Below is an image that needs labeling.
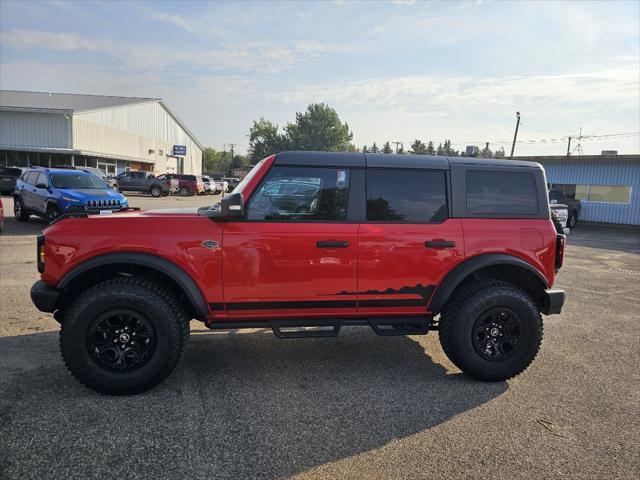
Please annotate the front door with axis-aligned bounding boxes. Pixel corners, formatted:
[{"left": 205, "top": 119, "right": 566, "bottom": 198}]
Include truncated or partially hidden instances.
[
  {"left": 357, "top": 168, "right": 464, "bottom": 316},
  {"left": 222, "top": 165, "right": 358, "bottom": 318}
]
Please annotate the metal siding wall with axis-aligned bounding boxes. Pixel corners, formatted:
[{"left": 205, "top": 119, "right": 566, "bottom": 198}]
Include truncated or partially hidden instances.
[
  {"left": 74, "top": 102, "right": 201, "bottom": 174},
  {"left": 542, "top": 161, "right": 640, "bottom": 225},
  {"left": 0, "top": 111, "right": 69, "bottom": 148}
]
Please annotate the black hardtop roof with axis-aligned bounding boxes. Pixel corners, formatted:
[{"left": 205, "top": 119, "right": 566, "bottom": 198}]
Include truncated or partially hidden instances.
[{"left": 273, "top": 151, "right": 543, "bottom": 170}]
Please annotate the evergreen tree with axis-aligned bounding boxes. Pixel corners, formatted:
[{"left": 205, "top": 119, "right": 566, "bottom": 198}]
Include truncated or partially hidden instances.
[
  {"left": 426, "top": 141, "right": 435, "bottom": 155},
  {"left": 410, "top": 139, "right": 427, "bottom": 155},
  {"left": 381, "top": 141, "right": 393, "bottom": 154},
  {"left": 397, "top": 144, "right": 404, "bottom": 154},
  {"left": 362, "top": 145, "right": 369, "bottom": 153},
  {"left": 370, "top": 142, "right": 379, "bottom": 153}
]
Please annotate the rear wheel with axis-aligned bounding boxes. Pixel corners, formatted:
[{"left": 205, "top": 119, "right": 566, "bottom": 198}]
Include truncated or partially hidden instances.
[
  {"left": 60, "top": 277, "right": 189, "bottom": 395},
  {"left": 179, "top": 186, "right": 190, "bottom": 197},
  {"left": 14, "top": 196, "right": 29, "bottom": 221},
  {"left": 439, "top": 280, "right": 543, "bottom": 381},
  {"left": 150, "top": 185, "right": 162, "bottom": 198}
]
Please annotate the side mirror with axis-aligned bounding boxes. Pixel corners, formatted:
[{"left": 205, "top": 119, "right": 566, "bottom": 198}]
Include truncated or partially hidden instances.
[{"left": 220, "top": 192, "right": 245, "bottom": 218}]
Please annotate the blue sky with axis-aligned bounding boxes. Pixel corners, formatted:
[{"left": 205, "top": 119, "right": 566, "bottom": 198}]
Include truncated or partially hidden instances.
[{"left": 1, "top": 0, "right": 638, "bottom": 155}]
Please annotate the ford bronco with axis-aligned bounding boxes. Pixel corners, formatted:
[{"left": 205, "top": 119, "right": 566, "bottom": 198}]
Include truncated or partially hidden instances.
[{"left": 30, "top": 152, "right": 566, "bottom": 395}]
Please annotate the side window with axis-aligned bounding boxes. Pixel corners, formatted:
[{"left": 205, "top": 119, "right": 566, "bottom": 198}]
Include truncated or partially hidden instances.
[
  {"left": 247, "top": 166, "right": 350, "bottom": 221},
  {"left": 24, "top": 172, "right": 37, "bottom": 186},
  {"left": 466, "top": 170, "right": 538, "bottom": 215},
  {"left": 366, "top": 169, "right": 447, "bottom": 222},
  {"left": 35, "top": 173, "right": 48, "bottom": 187}
]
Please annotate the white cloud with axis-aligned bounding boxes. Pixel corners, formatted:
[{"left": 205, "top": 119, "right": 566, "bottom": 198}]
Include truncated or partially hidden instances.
[
  {"left": 0, "top": 29, "right": 333, "bottom": 74},
  {"left": 149, "top": 12, "right": 196, "bottom": 33}
]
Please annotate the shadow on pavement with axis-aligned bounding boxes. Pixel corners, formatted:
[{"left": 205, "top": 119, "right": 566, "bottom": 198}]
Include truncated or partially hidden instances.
[
  {"left": 0, "top": 327, "right": 507, "bottom": 479},
  {"left": 567, "top": 227, "right": 640, "bottom": 255}
]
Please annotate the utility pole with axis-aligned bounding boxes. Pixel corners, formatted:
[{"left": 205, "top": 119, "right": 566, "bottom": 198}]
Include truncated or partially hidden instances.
[
  {"left": 392, "top": 141, "right": 403, "bottom": 154},
  {"left": 566, "top": 137, "right": 572, "bottom": 156},
  {"left": 509, "top": 111, "right": 521, "bottom": 158}
]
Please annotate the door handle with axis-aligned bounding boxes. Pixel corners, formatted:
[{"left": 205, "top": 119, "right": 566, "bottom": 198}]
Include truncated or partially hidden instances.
[
  {"left": 425, "top": 240, "right": 456, "bottom": 248},
  {"left": 317, "top": 240, "right": 349, "bottom": 248}
]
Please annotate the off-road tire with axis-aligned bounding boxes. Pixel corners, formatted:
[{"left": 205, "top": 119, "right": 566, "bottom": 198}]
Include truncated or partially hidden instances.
[
  {"left": 439, "top": 280, "right": 543, "bottom": 382},
  {"left": 59, "top": 277, "right": 189, "bottom": 395},
  {"left": 14, "top": 196, "right": 29, "bottom": 221},
  {"left": 150, "top": 185, "right": 162, "bottom": 198}
]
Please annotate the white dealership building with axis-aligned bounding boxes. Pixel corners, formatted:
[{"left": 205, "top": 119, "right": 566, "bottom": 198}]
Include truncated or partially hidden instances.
[{"left": 0, "top": 90, "right": 203, "bottom": 176}]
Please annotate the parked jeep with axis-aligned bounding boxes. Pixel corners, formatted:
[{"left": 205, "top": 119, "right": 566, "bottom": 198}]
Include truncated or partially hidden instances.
[
  {"left": 116, "top": 171, "right": 170, "bottom": 197},
  {"left": 30, "top": 152, "right": 566, "bottom": 395}
]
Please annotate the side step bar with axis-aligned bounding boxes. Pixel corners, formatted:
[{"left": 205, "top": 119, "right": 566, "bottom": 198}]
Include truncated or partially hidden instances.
[{"left": 206, "top": 317, "right": 434, "bottom": 338}]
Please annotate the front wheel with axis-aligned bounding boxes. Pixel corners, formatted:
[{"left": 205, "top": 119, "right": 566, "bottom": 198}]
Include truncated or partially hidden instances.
[
  {"left": 59, "top": 277, "right": 189, "bottom": 395},
  {"left": 46, "top": 204, "right": 60, "bottom": 224},
  {"left": 439, "top": 280, "right": 543, "bottom": 382}
]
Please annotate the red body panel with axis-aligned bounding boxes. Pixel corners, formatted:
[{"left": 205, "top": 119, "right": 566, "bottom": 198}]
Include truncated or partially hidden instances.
[
  {"left": 42, "top": 212, "right": 225, "bottom": 310},
  {"left": 358, "top": 220, "right": 465, "bottom": 316},
  {"left": 221, "top": 222, "right": 358, "bottom": 318},
  {"left": 460, "top": 218, "right": 557, "bottom": 287}
]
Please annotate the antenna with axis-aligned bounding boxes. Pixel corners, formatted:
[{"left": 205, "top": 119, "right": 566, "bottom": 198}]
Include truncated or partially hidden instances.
[{"left": 571, "top": 128, "right": 584, "bottom": 156}]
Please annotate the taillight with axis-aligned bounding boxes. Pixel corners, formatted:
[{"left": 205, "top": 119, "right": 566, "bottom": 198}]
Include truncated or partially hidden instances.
[
  {"left": 555, "top": 234, "right": 566, "bottom": 271},
  {"left": 37, "top": 234, "right": 46, "bottom": 273}
]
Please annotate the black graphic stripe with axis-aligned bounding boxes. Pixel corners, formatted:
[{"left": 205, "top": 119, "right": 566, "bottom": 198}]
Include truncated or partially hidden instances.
[{"left": 358, "top": 299, "right": 427, "bottom": 308}]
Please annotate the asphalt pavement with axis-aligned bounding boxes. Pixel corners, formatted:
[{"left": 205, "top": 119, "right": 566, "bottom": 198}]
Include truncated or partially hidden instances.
[{"left": 1, "top": 193, "right": 639, "bottom": 479}]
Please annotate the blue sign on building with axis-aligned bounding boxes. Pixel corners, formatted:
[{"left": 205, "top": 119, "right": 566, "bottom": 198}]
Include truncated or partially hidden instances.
[{"left": 173, "top": 145, "right": 187, "bottom": 156}]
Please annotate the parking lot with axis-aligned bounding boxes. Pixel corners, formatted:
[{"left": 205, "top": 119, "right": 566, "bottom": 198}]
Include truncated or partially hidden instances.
[{"left": 0, "top": 193, "right": 639, "bottom": 480}]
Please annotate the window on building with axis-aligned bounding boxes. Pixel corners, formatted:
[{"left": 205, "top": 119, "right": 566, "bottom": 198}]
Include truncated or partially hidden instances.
[
  {"left": 466, "top": 170, "right": 538, "bottom": 215},
  {"left": 587, "top": 185, "right": 631, "bottom": 203},
  {"left": 247, "top": 166, "right": 350, "bottom": 221},
  {"left": 366, "top": 169, "right": 447, "bottom": 222}
]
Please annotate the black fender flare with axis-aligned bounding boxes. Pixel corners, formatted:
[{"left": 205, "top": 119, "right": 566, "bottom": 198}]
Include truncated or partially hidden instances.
[
  {"left": 58, "top": 252, "right": 209, "bottom": 319},
  {"left": 428, "top": 254, "right": 549, "bottom": 313}
]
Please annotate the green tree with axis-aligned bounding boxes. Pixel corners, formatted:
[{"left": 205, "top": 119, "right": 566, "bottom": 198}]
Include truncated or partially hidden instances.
[
  {"left": 370, "top": 142, "right": 380, "bottom": 153},
  {"left": 397, "top": 144, "right": 405, "bottom": 154},
  {"left": 426, "top": 141, "right": 435, "bottom": 155},
  {"left": 494, "top": 147, "right": 506, "bottom": 158},
  {"left": 409, "top": 139, "right": 427, "bottom": 155},
  {"left": 203, "top": 148, "right": 231, "bottom": 174},
  {"left": 248, "top": 118, "right": 288, "bottom": 164},
  {"left": 362, "top": 145, "right": 369, "bottom": 153},
  {"left": 284, "top": 103, "right": 353, "bottom": 152},
  {"left": 381, "top": 141, "right": 393, "bottom": 154},
  {"left": 436, "top": 143, "right": 444, "bottom": 156},
  {"left": 480, "top": 143, "right": 493, "bottom": 158}
]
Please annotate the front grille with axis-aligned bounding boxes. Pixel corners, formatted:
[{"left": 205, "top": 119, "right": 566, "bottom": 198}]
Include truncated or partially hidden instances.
[{"left": 86, "top": 199, "right": 121, "bottom": 210}]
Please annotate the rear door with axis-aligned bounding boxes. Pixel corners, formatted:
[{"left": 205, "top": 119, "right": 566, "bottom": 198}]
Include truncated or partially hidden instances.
[
  {"left": 357, "top": 167, "right": 464, "bottom": 316},
  {"left": 32, "top": 172, "right": 50, "bottom": 213},
  {"left": 222, "top": 164, "right": 358, "bottom": 318}
]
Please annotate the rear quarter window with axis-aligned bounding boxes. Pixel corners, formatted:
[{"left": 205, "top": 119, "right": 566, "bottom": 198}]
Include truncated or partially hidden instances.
[{"left": 466, "top": 170, "right": 538, "bottom": 215}]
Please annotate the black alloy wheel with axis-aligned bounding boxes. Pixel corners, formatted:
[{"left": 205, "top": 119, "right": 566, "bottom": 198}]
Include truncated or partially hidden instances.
[
  {"left": 87, "top": 310, "right": 156, "bottom": 372},
  {"left": 472, "top": 307, "right": 522, "bottom": 361},
  {"left": 47, "top": 205, "right": 60, "bottom": 224}
]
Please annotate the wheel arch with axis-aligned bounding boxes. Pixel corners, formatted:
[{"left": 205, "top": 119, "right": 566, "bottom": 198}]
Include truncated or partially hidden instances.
[
  {"left": 58, "top": 252, "right": 209, "bottom": 320},
  {"left": 429, "top": 254, "right": 549, "bottom": 314}
]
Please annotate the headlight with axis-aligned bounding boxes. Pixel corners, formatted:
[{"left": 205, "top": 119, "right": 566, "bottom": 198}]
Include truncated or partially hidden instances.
[{"left": 62, "top": 196, "right": 80, "bottom": 202}]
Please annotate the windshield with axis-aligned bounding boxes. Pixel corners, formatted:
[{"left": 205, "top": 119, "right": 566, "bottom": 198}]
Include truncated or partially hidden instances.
[
  {"left": 51, "top": 173, "right": 108, "bottom": 189},
  {"left": 231, "top": 159, "right": 265, "bottom": 195}
]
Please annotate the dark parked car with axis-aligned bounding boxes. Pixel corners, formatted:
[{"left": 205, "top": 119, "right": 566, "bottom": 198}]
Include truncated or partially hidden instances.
[
  {"left": 0, "top": 198, "right": 4, "bottom": 233},
  {"left": 0, "top": 167, "right": 23, "bottom": 195},
  {"left": 116, "top": 171, "right": 170, "bottom": 197}
]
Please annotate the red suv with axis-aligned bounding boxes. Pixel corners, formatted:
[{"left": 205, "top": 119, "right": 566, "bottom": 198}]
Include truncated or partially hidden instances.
[
  {"left": 30, "top": 152, "right": 565, "bottom": 395},
  {"left": 170, "top": 174, "right": 204, "bottom": 196}
]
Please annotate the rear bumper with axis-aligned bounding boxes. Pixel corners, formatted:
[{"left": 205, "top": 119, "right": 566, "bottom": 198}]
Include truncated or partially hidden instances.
[
  {"left": 30, "top": 280, "right": 60, "bottom": 313},
  {"left": 541, "top": 288, "right": 565, "bottom": 315}
]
